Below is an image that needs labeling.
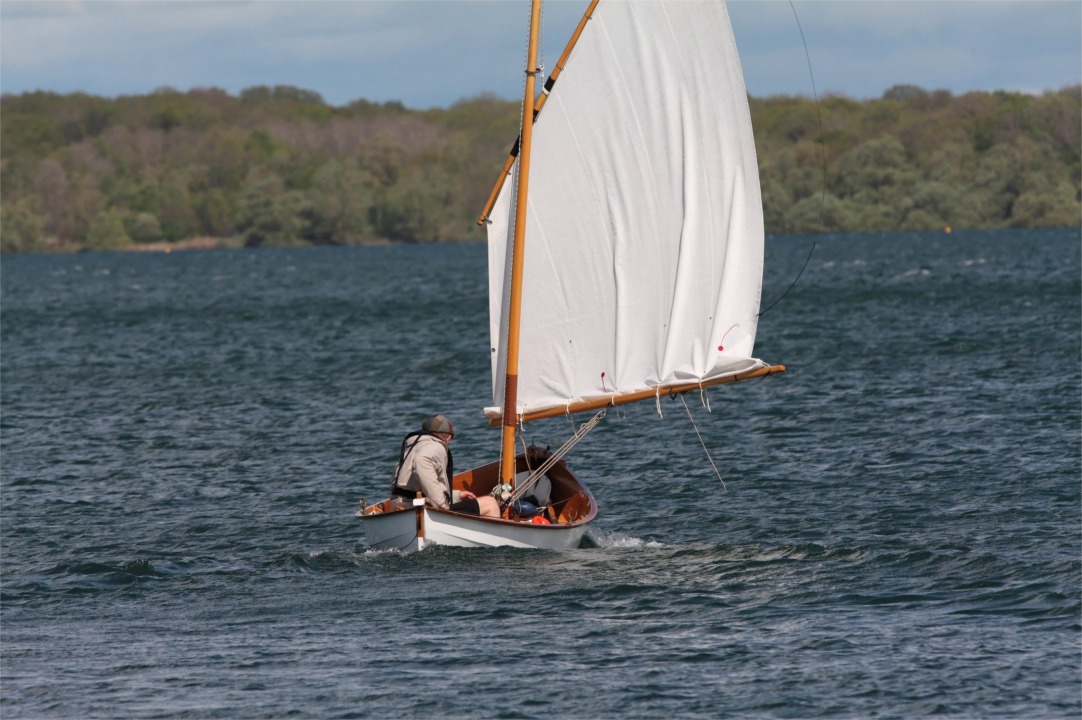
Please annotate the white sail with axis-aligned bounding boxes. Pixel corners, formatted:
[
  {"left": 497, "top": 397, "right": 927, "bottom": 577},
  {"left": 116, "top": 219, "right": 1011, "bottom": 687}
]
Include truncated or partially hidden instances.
[{"left": 487, "top": 0, "right": 766, "bottom": 421}]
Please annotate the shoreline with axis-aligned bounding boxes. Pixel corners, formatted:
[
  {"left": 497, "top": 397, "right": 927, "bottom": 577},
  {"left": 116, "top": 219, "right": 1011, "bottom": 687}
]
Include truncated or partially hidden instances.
[
  {"left": 35, "top": 236, "right": 402, "bottom": 254},
  {"left": 16, "top": 226, "right": 1080, "bottom": 256}
]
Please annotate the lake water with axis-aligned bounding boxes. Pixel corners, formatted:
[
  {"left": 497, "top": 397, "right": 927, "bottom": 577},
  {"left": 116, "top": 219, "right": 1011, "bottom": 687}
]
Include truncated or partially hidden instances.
[{"left": 2, "top": 228, "right": 1079, "bottom": 718}]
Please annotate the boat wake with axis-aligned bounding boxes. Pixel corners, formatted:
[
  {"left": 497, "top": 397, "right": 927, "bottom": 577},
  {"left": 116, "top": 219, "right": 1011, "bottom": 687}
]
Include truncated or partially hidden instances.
[{"left": 583, "top": 527, "right": 666, "bottom": 550}]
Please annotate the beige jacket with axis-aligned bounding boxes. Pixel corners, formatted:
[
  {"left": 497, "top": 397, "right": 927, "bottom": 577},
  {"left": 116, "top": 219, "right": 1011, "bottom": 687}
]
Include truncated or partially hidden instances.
[{"left": 393, "top": 433, "right": 460, "bottom": 509}]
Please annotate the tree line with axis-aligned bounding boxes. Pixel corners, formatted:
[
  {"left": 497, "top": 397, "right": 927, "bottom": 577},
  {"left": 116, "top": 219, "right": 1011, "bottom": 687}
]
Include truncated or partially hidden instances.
[{"left": 1, "top": 83, "right": 1078, "bottom": 253}]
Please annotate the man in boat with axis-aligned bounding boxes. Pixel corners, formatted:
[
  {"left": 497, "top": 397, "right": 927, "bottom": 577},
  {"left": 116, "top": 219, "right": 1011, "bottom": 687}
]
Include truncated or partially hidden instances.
[{"left": 392, "top": 415, "right": 500, "bottom": 517}]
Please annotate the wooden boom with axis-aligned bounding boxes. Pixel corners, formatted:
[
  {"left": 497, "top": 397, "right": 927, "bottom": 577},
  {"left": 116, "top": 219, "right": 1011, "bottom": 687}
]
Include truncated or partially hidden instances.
[{"left": 489, "top": 363, "right": 786, "bottom": 425}]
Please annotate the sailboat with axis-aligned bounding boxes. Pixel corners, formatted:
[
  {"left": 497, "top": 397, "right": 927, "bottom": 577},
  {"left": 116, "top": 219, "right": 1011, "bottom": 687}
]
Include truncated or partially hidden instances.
[{"left": 358, "top": 0, "right": 784, "bottom": 552}]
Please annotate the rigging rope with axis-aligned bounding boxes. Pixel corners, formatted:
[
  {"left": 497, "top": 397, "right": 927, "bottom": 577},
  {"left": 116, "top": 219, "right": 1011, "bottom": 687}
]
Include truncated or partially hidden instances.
[
  {"left": 678, "top": 394, "right": 727, "bottom": 491},
  {"left": 538, "top": 0, "right": 546, "bottom": 86},
  {"left": 758, "top": 0, "right": 824, "bottom": 319},
  {"left": 511, "top": 409, "right": 606, "bottom": 503}
]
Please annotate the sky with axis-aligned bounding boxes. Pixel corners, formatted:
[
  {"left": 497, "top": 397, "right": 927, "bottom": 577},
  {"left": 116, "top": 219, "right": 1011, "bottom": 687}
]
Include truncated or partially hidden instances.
[{"left": 1, "top": 0, "right": 1079, "bottom": 109}]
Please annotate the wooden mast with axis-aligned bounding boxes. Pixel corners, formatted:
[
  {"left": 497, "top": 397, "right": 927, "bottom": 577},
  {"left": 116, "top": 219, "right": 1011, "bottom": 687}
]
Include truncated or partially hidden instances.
[{"left": 500, "top": 0, "right": 543, "bottom": 487}]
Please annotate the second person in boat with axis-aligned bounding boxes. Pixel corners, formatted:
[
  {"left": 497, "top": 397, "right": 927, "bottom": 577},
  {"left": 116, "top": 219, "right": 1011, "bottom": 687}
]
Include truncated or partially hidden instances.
[{"left": 391, "top": 415, "right": 501, "bottom": 517}]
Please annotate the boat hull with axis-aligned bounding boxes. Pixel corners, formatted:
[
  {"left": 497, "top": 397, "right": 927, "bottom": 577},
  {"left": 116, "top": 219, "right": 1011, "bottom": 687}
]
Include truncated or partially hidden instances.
[
  {"left": 358, "top": 449, "right": 595, "bottom": 552},
  {"left": 360, "top": 505, "right": 589, "bottom": 552}
]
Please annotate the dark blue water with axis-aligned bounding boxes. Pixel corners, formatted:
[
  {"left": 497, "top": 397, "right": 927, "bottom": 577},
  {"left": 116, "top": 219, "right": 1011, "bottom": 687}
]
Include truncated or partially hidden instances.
[{"left": 2, "top": 229, "right": 1079, "bottom": 719}]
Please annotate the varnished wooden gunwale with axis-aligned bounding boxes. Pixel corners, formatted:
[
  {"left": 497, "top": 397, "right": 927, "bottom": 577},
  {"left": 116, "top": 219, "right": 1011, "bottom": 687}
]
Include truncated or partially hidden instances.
[{"left": 362, "top": 448, "right": 598, "bottom": 529}]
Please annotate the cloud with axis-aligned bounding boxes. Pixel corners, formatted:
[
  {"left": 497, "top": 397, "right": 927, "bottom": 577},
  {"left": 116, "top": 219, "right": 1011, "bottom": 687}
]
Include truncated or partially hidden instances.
[
  {"left": 1, "top": 0, "right": 1079, "bottom": 107},
  {"left": 730, "top": 0, "right": 1081, "bottom": 99}
]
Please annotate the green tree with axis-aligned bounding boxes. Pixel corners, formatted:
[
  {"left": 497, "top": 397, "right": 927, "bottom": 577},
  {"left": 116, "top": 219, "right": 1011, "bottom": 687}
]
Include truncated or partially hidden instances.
[
  {"left": 70, "top": 181, "right": 107, "bottom": 241},
  {"left": 236, "top": 176, "right": 310, "bottom": 247},
  {"left": 0, "top": 114, "right": 65, "bottom": 158},
  {"left": 84, "top": 209, "right": 131, "bottom": 251},
  {"left": 197, "top": 128, "right": 248, "bottom": 189},
  {"left": 374, "top": 168, "right": 458, "bottom": 242},
  {"left": 783, "top": 193, "right": 854, "bottom": 233},
  {"left": 1011, "top": 183, "right": 1082, "bottom": 228},
  {"left": 1, "top": 84, "right": 1078, "bottom": 249},
  {"left": 831, "top": 136, "right": 922, "bottom": 230},
  {"left": 127, "top": 212, "right": 163, "bottom": 244},
  {"left": 157, "top": 170, "right": 199, "bottom": 241},
  {"left": 195, "top": 189, "right": 235, "bottom": 237},
  {"left": 760, "top": 179, "right": 794, "bottom": 234},
  {"left": 307, "top": 160, "right": 375, "bottom": 244},
  {"left": 33, "top": 158, "right": 72, "bottom": 237},
  {"left": 0, "top": 200, "right": 46, "bottom": 253}
]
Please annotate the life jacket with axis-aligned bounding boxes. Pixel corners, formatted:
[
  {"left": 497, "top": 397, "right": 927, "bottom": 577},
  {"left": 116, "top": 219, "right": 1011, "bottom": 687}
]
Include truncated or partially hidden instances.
[{"left": 390, "top": 431, "right": 454, "bottom": 503}]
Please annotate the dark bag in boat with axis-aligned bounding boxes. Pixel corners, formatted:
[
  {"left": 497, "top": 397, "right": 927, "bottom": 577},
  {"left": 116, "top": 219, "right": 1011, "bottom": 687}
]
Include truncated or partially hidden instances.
[{"left": 511, "top": 498, "right": 542, "bottom": 518}]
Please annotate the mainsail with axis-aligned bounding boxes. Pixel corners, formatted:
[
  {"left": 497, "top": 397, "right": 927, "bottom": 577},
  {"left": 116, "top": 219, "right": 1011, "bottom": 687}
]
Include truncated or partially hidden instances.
[{"left": 486, "top": 0, "right": 768, "bottom": 422}]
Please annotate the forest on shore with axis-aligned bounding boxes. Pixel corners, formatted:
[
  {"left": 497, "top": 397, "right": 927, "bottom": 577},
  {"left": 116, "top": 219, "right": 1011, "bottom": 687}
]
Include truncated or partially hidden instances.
[{"left": 1, "top": 83, "right": 1079, "bottom": 253}]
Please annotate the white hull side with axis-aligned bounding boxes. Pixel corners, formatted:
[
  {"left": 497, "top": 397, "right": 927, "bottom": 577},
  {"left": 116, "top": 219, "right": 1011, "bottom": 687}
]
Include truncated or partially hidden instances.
[
  {"left": 359, "top": 505, "right": 427, "bottom": 553},
  {"left": 359, "top": 506, "right": 587, "bottom": 552}
]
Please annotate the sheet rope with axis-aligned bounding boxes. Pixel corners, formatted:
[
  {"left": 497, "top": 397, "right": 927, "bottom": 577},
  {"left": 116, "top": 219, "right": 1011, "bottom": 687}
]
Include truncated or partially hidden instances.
[
  {"left": 514, "top": 408, "right": 607, "bottom": 502},
  {"left": 678, "top": 394, "right": 727, "bottom": 491}
]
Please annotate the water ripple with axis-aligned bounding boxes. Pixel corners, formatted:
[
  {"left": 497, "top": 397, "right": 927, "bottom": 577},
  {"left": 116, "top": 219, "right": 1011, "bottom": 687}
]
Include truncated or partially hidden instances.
[{"left": 1, "top": 232, "right": 1078, "bottom": 718}]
